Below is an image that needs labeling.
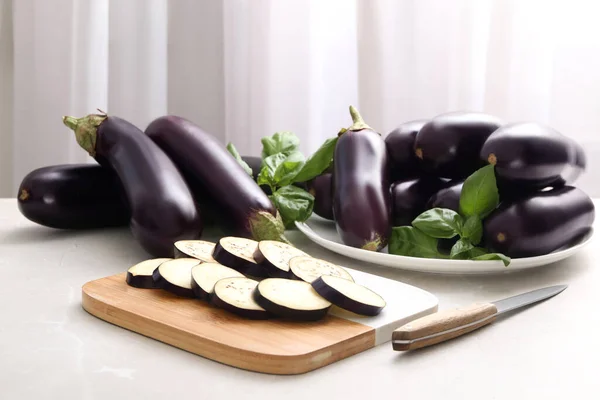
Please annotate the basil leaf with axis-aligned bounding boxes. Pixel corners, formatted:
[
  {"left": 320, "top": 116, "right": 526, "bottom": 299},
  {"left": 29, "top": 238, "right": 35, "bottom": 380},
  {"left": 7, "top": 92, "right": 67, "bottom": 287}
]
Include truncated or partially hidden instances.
[
  {"left": 226, "top": 143, "right": 253, "bottom": 177},
  {"left": 261, "top": 132, "right": 300, "bottom": 159},
  {"left": 459, "top": 164, "right": 499, "bottom": 218},
  {"left": 271, "top": 185, "right": 314, "bottom": 228},
  {"left": 256, "top": 153, "right": 286, "bottom": 190},
  {"left": 293, "top": 137, "right": 338, "bottom": 183},
  {"left": 389, "top": 226, "right": 447, "bottom": 259},
  {"left": 412, "top": 208, "right": 463, "bottom": 238},
  {"left": 274, "top": 151, "right": 305, "bottom": 186},
  {"left": 471, "top": 253, "right": 511, "bottom": 267},
  {"left": 461, "top": 215, "right": 483, "bottom": 245},
  {"left": 467, "top": 246, "right": 487, "bottom": 258},
  {"left": 450, "top": 238, "right": 474, "bottom": 259}
]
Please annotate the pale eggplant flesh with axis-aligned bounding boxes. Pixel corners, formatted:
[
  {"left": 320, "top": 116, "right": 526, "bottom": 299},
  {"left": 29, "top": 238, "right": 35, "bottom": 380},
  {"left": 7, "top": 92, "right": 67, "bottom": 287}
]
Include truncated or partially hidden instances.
[
  {"left": 212, "top": 237, "right": 267, "bottom": 277},
  {"left": 254, "top": 278, "right": 332, "bottom": 321},
  {"left": 288, "top": 256, "right": 354, "bottom": 283},
  {"left": 311, "top": 275, "right": 386, "bottom": 316},
  {"left": 211, "top": 277, "right": 269, "bottom": 320},
  {"left": 253, "top": 241, "right": 308, "bottom": 278},
  {"left": 126, "top": 258, "right": 171, "bottom": 289},
  {"left": 152, "top": 258, "right": 201, "bottom": 297},
  {"left": 190, "top": 263, "right": 244, "bottom": 300}
]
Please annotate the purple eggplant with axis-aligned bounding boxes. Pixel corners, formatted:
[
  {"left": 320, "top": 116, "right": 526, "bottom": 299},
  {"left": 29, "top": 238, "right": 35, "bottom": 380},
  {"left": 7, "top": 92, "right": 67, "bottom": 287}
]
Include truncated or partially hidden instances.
[
  {"left": 307, "top": 172, "right": 334, "bottom": 221},
  {"left": 63, "top": 112, "right": 203, "bottom": 257},
  {"left": 483, "top": 186, "right": 595, "bottom": 258},
  {"left": 425, "top": 180, "right": 464, "bottom": 213},
  {"left": 414, "top": 112, "right": 503, "bottom": 179},
  {"left": 481, "top": 122, "right": 585, "bottom": 191},
  {"left": 145, "top": 116, "right": 284, "bottom": 242},
  {"left": 332, "top": 106, "right": 391, "bottom": 251},
  {"left": 384, "top": 119, "right": 429, "bottom": 181},
  {"left": 391, "top": 177, "right": 447, "bottom": 226},
  {"left": 17, "top": 164, "right": 129, "bottom": 229}
]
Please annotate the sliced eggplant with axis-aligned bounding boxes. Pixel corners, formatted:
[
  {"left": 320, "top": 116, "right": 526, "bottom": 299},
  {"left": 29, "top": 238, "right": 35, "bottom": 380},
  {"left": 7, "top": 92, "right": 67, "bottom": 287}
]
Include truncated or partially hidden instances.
[
  {"left": 191, "top": 263, "right": 245, "bottom": 300},
  {"left": 311, "top": 275, "right": 386, "bottom": 316},
  {"left": 212, "top": 236, "right": 267, "bottom": 277},
  {"left": 152, "top": 258, "right": 201, "bottom": 297},
  {"left": 288, "top": 256, "right": 354, "bottom": 283},
  {"left": 211, "top": 277, "right": 269, "bottom": 320},
  {"left": 126, "top": 258, "right": 171, "bottom": 289},
  {"left": 254, "top": 278, "right": 332, "bottom": 321},
  {"left": 174, "top": 240, "right": 217, "bottom": 263},
  {"left": 253, "top": 241, "right": 308, "bottom": 278}
]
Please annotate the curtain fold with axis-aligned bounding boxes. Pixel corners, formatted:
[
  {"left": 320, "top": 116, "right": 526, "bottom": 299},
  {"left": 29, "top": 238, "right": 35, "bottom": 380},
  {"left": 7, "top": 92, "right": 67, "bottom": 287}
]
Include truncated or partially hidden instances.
[{"left": 2, "top": 0, "right": 600, "bottom": 197}]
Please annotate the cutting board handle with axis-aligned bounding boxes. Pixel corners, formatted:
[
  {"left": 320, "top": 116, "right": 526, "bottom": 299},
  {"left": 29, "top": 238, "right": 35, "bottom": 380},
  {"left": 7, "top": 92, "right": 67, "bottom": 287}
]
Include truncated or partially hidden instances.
[{"left": 392, "top": 302, "right": 498, "bottom": 351}]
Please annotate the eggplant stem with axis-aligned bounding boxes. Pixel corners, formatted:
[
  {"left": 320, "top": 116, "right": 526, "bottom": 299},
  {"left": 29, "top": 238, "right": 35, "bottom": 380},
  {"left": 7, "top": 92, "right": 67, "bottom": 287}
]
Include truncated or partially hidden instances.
[
  {"left": 62, "top": 113, "right": 107, "bottom": 158},
  {"left": 348, "top": 105, "right": 374, "bottom": 132}
]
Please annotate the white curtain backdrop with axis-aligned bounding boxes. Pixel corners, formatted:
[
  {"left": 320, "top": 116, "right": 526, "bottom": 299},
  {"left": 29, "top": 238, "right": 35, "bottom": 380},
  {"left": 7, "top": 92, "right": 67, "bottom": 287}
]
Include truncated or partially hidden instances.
[{"left": 1, "top": 0, "right": 600, "bottom": 197}]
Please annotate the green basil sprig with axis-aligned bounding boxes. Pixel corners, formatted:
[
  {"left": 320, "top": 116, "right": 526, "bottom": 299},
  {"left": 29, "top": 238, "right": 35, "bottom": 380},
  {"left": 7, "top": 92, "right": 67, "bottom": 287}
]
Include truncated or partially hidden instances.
[{"left": 388, "top": 164, "right": 511, "bottom": 266}]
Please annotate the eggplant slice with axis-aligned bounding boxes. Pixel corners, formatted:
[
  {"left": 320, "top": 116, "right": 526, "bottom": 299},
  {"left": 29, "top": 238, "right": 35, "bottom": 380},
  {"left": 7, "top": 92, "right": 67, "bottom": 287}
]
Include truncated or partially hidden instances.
[
  {"left": 253, "top": 240, "right": 309, "bottom": 278},
  {"left": 174, "top": 240, "right": 217, "bottom": 262},
  {"left": 254, "top": 278, "right": 332, "bottom": 321},
  {"left": 289, "top": 256, "right": 354, "bottom": 283},
  {"left": 126, "top": 258, "right": 171, "bottom": 288},
  {"left": 152, "top": 258, "right": 201, "bottom": 298},
  {"left": 212, "top": 236, "right": 267, "bottom": 277},
  {"left": 211, "top": 277, "right": 269, "bottom": 320},
  {"left": 311, "top": 275, "right": 386, "bottom": 316},
  {"left": 191, "top": 263, "right": 245, "bottom": 300}
]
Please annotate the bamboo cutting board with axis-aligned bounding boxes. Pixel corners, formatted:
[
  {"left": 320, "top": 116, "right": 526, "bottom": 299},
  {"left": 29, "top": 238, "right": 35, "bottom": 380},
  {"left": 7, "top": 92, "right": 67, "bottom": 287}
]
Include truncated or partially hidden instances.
[{"left": 82, "top": 268, "right": 438, "bottom": 375}]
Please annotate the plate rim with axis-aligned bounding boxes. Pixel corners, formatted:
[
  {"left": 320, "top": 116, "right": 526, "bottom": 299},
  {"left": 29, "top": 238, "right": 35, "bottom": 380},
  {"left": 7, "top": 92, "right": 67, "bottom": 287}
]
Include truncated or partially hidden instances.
[{"left": 294, "top": 217, "right": 594, "bottom": 274}]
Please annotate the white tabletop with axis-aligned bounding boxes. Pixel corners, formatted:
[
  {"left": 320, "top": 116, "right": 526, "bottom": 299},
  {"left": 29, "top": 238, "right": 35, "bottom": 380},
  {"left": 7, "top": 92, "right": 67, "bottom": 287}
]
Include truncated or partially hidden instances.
[{"left": 1, "top": 198, "right": 598, "bottom": 399}]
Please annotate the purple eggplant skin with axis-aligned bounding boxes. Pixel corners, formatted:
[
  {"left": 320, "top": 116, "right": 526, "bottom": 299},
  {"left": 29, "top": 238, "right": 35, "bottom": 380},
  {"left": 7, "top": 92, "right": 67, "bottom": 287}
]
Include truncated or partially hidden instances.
[
  {"left": 481, "top": 122, "right": 585, "bottom": 191},
  {"left": 17, "top": 164, "right": 130, "bottom": 230},
  {"left": 414, "top": 111, "right": 503, "bottom": 179},
  {"left": 333, "top": 106, "right": 392, "bottom": 251},
  {"left": 391, "top": 177, "right": 447, "bottom": 226},
  {"left": 145, "top": 116, "right": 279, "bottom": 240},
  {"left": 483, "top": 186, "right": 595, "bottom": 258},
  {"left": 307, "top": 172, "right": 334, "bottom": 221},
  {"left": 384, "top": 119, "right": 429, "bottom": 181},
  {"left": 425, "top": 180, "right": 464, "bottom": 213},
  {"left": 62, "top": 114, "right": 203, "bottom": 258}
]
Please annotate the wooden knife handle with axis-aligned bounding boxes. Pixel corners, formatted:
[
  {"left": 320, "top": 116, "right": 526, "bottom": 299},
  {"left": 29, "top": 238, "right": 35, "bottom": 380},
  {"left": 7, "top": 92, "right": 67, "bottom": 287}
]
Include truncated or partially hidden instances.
[{"left": 392, "top": 303, "right": 498, "bottom": 351}]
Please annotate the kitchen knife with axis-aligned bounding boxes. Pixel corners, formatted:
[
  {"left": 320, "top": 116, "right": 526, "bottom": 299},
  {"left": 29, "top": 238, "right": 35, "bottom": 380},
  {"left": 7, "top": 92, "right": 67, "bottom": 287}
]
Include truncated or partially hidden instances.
[{"left": 392, "top": 284, "right": 567, "bottom": 351}]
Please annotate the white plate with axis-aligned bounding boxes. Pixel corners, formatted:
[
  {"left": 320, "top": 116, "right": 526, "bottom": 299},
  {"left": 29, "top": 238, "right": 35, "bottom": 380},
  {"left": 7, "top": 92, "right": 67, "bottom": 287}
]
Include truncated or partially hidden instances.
[{"left": 295, "top": 215, "right": 594, "bottom": 275}]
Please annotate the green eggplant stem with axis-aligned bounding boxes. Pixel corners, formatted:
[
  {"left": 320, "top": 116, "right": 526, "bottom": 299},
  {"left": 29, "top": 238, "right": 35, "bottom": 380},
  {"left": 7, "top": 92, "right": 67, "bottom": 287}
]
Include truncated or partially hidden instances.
[
  {"left": 62, "top": 113, "right": 107, "bottom": 158},
  {"left": 348, "top": 105, "right": 374, "bottom": 132}
]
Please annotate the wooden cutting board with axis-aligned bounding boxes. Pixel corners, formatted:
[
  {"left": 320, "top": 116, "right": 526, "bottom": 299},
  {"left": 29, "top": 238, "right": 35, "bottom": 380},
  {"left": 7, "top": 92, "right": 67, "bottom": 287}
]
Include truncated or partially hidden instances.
[{"left": 82, "top": 268, "right": 438, "bottom": 375}]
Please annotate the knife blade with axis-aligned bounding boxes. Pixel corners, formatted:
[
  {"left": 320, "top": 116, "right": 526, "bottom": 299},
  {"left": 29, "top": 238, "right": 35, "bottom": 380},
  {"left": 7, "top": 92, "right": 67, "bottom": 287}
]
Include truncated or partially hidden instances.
[{"left": 392, "top": 284, "right": 567, "bottom": 351}]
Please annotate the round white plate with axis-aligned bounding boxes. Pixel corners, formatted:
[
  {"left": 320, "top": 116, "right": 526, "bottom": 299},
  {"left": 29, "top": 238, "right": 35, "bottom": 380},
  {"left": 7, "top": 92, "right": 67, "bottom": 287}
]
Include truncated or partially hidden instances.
[{"left": 295, "top": 216, "right": 594, "bottom": 275}]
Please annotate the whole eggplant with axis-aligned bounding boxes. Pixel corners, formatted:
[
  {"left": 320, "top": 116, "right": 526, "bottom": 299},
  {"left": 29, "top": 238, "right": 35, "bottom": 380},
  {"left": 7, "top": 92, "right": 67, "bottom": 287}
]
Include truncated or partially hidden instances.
[
  {"left": 144, "top": 116, "right": 283, "bottom": 242},
  {"left": 384, "top": 119, "right": 429, "bottom": 181},
  {"left": 17, "top": 164, "right": 129, "bottom": 229},
  {"left": 414, "top": 111, "right": 503, "bottom": 179},
  {"left": 483, "top": 186, "right": 594, "bottom": 258},
  {"left": 63, "top": 113, "right": 202, "bottom": 257},
  {"left": 307, "top": 172, "right": 334, "bottom": 221},
  {"left": 332, "top": 106, "right": 391, "bottom": 251},
  {"left": 425, "top": 180, "right": 464, "bottom": 213},
  {"left": 481, "top": 122, "right": 585, "bottom": 191},
  {"left": 391, "top": 177, "right": 447, "bottom": 226}
]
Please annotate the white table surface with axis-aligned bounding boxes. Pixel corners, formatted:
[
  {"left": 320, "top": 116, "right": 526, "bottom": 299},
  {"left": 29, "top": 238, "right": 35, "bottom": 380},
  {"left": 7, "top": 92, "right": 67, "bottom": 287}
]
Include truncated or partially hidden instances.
[{"left": 1, "top": 198, "right": 598, "bottom": 400}]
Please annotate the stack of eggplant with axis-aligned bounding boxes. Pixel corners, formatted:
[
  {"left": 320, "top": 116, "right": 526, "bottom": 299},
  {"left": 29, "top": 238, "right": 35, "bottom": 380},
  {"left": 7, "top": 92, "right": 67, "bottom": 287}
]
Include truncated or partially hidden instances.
[
  {"left": 307, "top": 109, "right": 595, "bottom": 258},
  {"left": 17, "top": 113, "right": 286, "bottom": 258}
]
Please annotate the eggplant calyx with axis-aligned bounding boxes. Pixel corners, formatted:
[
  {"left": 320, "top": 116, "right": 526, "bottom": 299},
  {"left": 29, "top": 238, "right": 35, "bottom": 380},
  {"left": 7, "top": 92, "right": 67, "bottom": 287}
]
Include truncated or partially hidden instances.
[
  {"left": 348, "top": 105, "right": 375, "bottom": 133},
  {"left": 248, "top": 210, "right": 291, "bottom": 244},
  {"left": 62, "top": 113, "right": 107, "bottom": 158},
  {"left": 362, "top": 235, "right": 385, "bottom": 252}
]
